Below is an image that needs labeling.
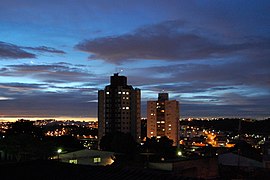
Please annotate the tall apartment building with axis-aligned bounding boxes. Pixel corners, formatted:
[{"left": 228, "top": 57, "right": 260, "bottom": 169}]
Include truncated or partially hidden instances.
[
  {"left": 147, "top": 93, "right": 180, "bottom": 145},
  {"left": 98, "top": 73, "right": 141, "bottom": 143}
]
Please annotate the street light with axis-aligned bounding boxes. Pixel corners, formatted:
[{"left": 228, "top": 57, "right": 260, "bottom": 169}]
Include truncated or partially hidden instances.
[{"left": 57, "top": 148, "right": 62, "bottom": 162}]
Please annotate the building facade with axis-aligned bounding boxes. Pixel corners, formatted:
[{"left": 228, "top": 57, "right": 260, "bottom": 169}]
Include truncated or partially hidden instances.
[
  {"left": 98, "top": 73, "right": 141, "bottom": 143},
  {"left": 147, "top": 93, "right": 179, "bottom": 145}
]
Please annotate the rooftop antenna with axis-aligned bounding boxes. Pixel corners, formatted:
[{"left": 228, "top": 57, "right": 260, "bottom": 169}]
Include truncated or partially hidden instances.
[
  {"left": 161, "top": 89, "right": 167, "bottom": 93},
  {"left": 115, "top": 68, "right": 124, "bottom": 75}
]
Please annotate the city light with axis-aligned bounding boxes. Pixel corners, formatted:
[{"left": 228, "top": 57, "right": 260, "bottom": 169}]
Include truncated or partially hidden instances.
[{"left": 57, "top": 149, "right": 62, "bottom": 154}]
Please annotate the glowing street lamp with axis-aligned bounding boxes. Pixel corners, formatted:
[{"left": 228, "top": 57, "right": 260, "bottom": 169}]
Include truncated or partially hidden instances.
[
  {"left": 57, "top": 148, "right": 62, "bottom": 162},
  {"left": 57, "top": 149, "right": 62, "bottom": 154},
  {"left": 177, "top": 150, "right": 182, "bottom": 156}
]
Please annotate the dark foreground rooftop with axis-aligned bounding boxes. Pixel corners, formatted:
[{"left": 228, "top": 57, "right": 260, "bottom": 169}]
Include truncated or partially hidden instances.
[{"left": 0, "top": 160, "right": 195, "bottom": 180}]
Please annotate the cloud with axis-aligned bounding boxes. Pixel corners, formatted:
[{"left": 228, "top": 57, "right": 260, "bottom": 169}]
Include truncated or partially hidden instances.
[
  {"left": 0, "top": 41, "right": 66, "bottom": 60},
  {"left": 0, "top": 41, "right": 36, "bottom": 59},
  {"left": 0, "top": 90, "right": 97, "bottom": 118},
  {"left": 128, "top": 56, "right": 270, "bottom": 90},
  {"left": 0, "top": 63, "right": 92, "bottom": 83},
  {"left": 75, "top": 20, "right": 270, "bottom": 64},
  {"left": 0, "top": 80, "right": 99, "bottom": 118},
  {"left": 23, "top": 46, "right": 66, "bottom": 54},
  {"left": 0, "top": 82, "right": 45, "bottom": 92}
]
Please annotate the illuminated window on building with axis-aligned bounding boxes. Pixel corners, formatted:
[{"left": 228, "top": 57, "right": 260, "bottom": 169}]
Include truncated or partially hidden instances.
[
  {"left": 168, "top": 128, "right": 171, "bottom": 131},
  {"left": 123, "top": 92, "right": 126, "bottom": 94},
  {"left": 161, "top": 110, "right": 165, "bottom": 112},
  {"left": 106, "top": 91, "right": 109, "bottom": 94},
  {"left": 126, "top": 97, "right": 129, "bottom": 99},
  {"left": 126, "top": 107, "right": 129, "bottom": 109},
  {"left": 126, "top": 92, "right": 129, "bottom": 95},
  {"left": 150, "top": 132, "right": 153, "bottom": 134},
  {"left": 168, "top": 124, "right": 172, "bottom": 126},
  {"left": 118, "top": 91, "right": 121, "bottom": 94},
  {"left": 94, "top": 157, "right": 101, "bottom": 163},
  {"left": 69, "top": 159, "right": 78, "bottom": 164}
]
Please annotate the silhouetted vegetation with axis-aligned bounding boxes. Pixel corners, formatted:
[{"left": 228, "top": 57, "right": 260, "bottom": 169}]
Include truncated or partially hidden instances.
[
  {"left": 0, "top": 120, "right": 84, "bottom": 161},
  {"left": 231, "top": 140, "right": 262, "bottom": 161},
  {"left": 6, "top": 119, "right": 43, "bottom": 137},
  {"left": 142, "top": 136, "right": 176, "bottom": 161},
  {"left": 99, "top": 132, "right": 138, "bottom": 159}
]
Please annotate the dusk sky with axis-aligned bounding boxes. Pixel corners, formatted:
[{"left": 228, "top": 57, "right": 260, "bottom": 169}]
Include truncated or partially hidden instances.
[{"left": 0, "top": 0, "right": 269, "bottom": 121}]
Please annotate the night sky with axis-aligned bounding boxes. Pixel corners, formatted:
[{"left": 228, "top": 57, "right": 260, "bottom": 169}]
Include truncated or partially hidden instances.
[{"left": 0, "top": 0, "right": 269, "bottom": 121}]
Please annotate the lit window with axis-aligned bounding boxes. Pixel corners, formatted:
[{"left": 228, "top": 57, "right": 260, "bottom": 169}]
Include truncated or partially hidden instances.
[
  {"left": 123, "top": 97, "right": 125, "bottom": 99},
  {"left": 157, "top": 103, "right": 159, "bottom": 105},
  {"left": 168, "top": 128, "right": 171, "bottom": 131},
  {"left": 123, "top": 92, "right": 126, "bottom": 94},
  {"left": 161, "top": 110, "right": 165, "bottom": 112},
  {"left": 106, "top": 92, "right": 109, "bottom": 94},
  {"left": 69, "top": 159, "right": 78, "bottom": 164},
  {"left": 150, "top": 132, "right": 153, "bottom": 134},
  {"left": 157, "top": 121, "right": 160, "bottom": 123},
  {"left": 126, "top": 107, "right": 129, "bottom": 109},
  {"left": 122, "top": 107, "right": 125, "bottom": 109},
  {"left": 161, "top": 121, "right": 165, "bottom": 123},
  {"left": 118, "top": 92, "right": 121, "bottom": 94},
  {"left": 168, "top": 124, "right": 171, "bottom": 127},
  {"left": 157, "top": 136, "right": 161, "bottom": 138},
  {"left": 150, "top": 113, "right": 154, "bottom": 116},
  {"left": 126, "top": 97, "right": 129, "bottom": 99},
  {"left": 126, "top": 92, "right": 129, "bottom": 95},
  {"left": 94, "top": 157, "right": 101, "bottom": 163}
]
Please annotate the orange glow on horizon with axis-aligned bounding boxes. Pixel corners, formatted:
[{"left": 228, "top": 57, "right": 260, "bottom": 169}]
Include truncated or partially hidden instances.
[{"left": 0, "top": 116, "right": 97, "bottom": 122}]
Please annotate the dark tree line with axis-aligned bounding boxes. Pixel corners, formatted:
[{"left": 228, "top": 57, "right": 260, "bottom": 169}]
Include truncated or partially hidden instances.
[
  {"left": 100, "top": 132, "right": 177, "bottom": 162},
  {"left": 0, "top": 120, "right": 83, "bottom": 161}
]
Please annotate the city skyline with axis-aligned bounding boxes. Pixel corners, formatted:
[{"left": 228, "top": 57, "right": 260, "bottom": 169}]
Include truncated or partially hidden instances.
[{"left": 0, "top": 0, "right": 270, "bottom": 121}]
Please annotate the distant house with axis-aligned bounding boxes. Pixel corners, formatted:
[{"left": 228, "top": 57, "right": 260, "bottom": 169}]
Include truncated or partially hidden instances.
[
  {"left": 57, "top": 149, "right": 115, "bottom": 166},
  {"left": 218, "top": 152, "right": 263, "bottom": 168},
  {"left": 218, "top": 152, "right": 268, "bottom": 179},
  {"left": 148, "top": 158, "right": 219, "bottom": 179}
]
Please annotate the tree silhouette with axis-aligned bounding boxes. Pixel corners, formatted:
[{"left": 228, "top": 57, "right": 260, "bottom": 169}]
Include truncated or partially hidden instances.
[
  {"left": 99, "top": 132, "right": 138, "bottom": 159},
  {"left": 7, "top": 119, "right": 43, "bottom": 138},
  {"left": 143, "top": 136, "right": 175, "bottom": 160}
]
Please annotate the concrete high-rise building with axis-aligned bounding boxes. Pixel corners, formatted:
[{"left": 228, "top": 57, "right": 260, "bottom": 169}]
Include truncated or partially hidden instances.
[
  {"left": 147, "top": 93, "right": 180, "bottom": 145},
  {"left": 98, "top": 73, "right": 141, "bottom": 143}
]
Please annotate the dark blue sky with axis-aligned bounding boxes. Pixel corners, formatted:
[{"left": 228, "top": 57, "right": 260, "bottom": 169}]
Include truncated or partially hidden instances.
[{"left": 0, "top": 0, "right": 269, "bottom": 121}]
